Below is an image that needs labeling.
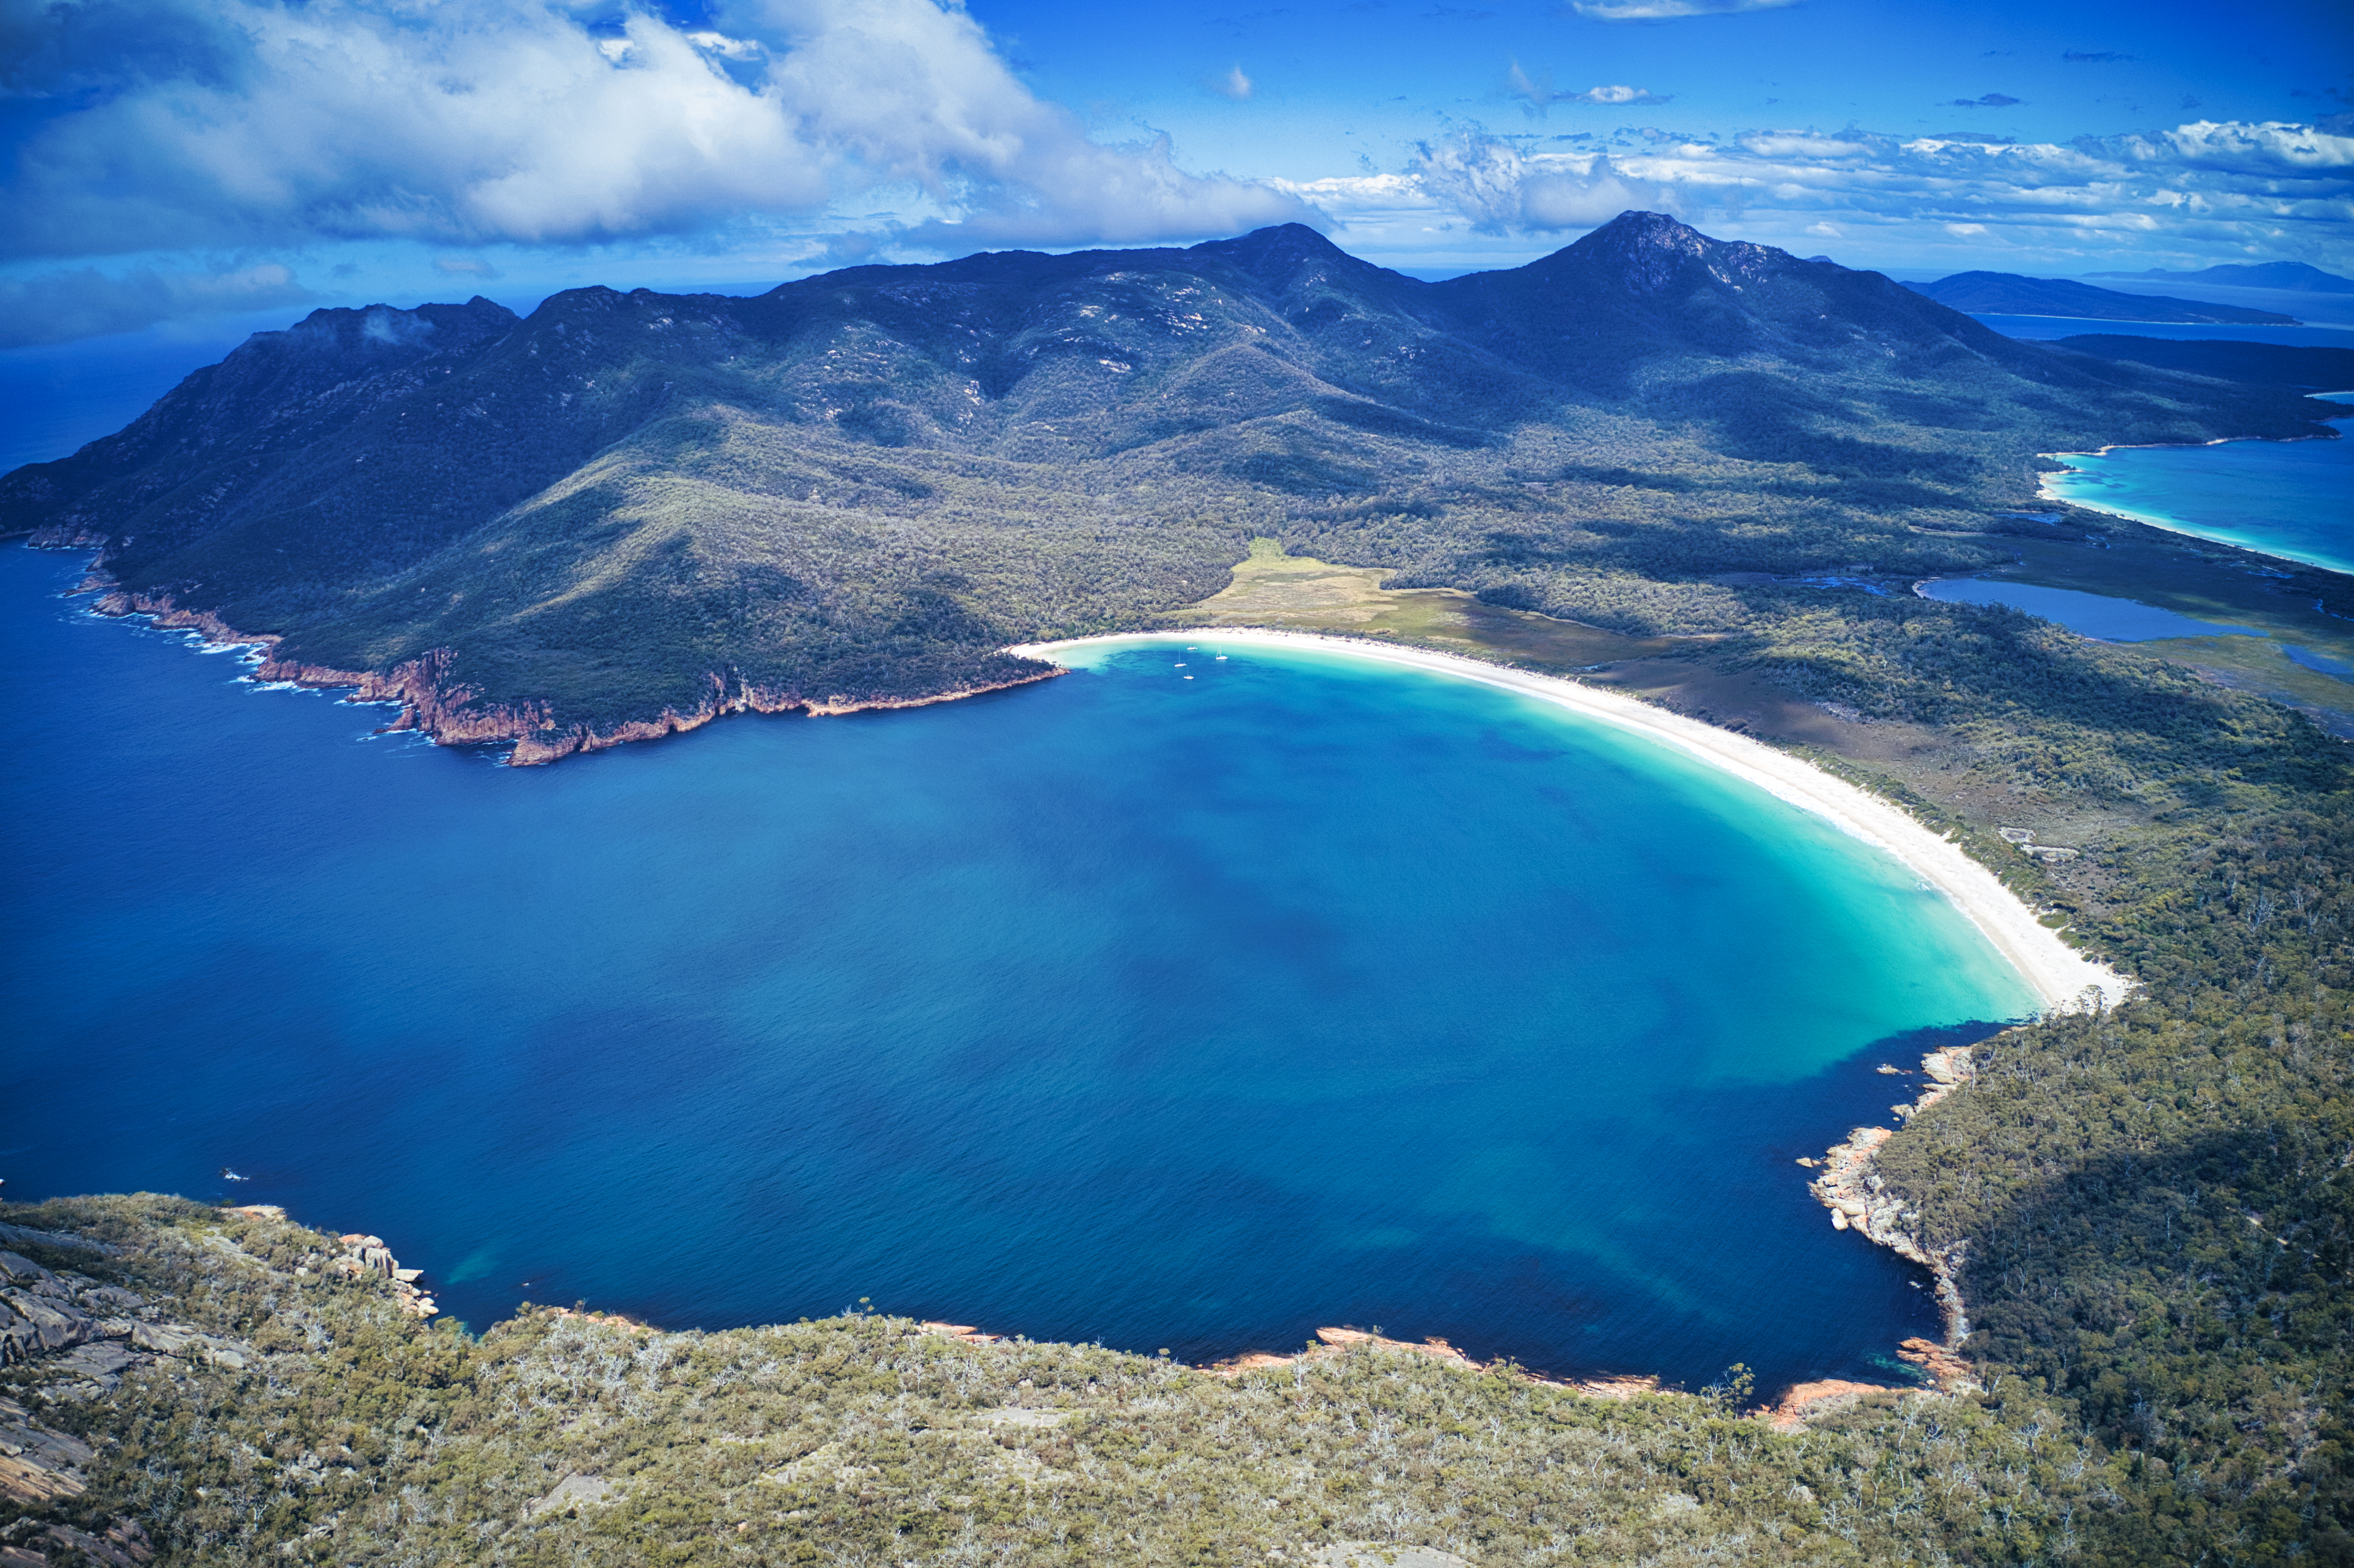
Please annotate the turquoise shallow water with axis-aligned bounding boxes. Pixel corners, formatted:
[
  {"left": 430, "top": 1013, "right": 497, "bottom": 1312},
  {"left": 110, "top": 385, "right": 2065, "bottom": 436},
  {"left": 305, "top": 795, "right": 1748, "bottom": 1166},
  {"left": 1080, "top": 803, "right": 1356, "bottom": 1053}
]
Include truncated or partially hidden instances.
[
  {"left": 0, "top": 546, "right": 2036, "bottom": 1388},
  {"left": 2042, "top": 402, "right": 2354, "bottom": 576}
]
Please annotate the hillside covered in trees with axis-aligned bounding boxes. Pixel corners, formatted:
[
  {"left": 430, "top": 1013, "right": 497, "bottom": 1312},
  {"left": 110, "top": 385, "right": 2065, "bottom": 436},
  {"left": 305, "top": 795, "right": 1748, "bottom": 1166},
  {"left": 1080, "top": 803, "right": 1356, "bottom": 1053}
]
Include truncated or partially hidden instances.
[
  {"left": 0, "top": 213, "right": 2335, "bottom": 757},
  {"left": 3, "top": 216, "right": 2349, "bottom": 1565}
]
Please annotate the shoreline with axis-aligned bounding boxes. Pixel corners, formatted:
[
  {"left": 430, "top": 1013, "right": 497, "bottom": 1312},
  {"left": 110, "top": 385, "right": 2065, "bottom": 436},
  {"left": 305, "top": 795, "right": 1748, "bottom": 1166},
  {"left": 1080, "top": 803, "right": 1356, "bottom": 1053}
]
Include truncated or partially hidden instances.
[
  {"left": 1804, "top": 1040, "right": 1994, "bottom": 1381},
  {"left": 1012, "top": 627, "right": 2130, "bottom": 1014},
  {"left": 2033, "top": 406, "right": 2354, "bottom": 577},
  {"left": 65, "top": 571, "right": 1065, "bottom": 764}
]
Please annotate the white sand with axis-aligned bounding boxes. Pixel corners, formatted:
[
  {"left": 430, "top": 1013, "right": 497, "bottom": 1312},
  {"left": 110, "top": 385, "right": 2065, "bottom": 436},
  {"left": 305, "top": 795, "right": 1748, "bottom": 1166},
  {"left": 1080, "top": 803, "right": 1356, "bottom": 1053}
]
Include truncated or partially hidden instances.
[{"left": 1008, "top": 628, "right": 2131, "bottom": 1014}]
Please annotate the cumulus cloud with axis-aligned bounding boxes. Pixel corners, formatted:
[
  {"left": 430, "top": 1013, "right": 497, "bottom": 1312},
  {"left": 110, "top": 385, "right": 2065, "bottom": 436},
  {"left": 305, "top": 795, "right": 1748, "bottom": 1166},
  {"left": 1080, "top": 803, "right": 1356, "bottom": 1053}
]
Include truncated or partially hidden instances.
[
  {"left": 2, "top": 0, "right": 1308, "bottom": 261},
  {"left": 1212, "top": 64, "right": 1254, "bottom": 100},
  {"left": 1413, "top": 133, "right": 1677, "bottom": 231},
  {"left": 1286, "top": 116, "right": 2351, "bottom": 267},
  {"left": 1613, "top": 118, "right": 2354, "bottom": 257},
  {"left": 1580, "top": 84, "right": 1671, "bottom": 105},
  {"left": 1571, "top": 0, "right": 1799, "bottom": 19},
  {"left": 0, "top": 263, "right": 318, "bottom": 348},
  {"left": 1508, "top": 66, "right": 1669, "bottom": 114}
]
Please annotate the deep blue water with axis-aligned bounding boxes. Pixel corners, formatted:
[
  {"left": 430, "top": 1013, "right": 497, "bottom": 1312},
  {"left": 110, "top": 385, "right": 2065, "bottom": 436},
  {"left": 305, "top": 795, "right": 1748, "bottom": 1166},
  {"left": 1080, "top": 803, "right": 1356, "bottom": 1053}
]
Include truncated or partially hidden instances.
[
  {"left": 1974, "top": 315, "right": 2354, "bottom": 347},
  {"left": 1916, "top": 579, "right": 2263, "bottom": 641},
  {"left": 0, "top": 316, "right": 292, "bottom": 474},
  {"left": 2042, "top": 402, "right": 2354, "bottom": 576},
  {"left": 0, "top": 546, "right": 2037, "bottom": 1390}
]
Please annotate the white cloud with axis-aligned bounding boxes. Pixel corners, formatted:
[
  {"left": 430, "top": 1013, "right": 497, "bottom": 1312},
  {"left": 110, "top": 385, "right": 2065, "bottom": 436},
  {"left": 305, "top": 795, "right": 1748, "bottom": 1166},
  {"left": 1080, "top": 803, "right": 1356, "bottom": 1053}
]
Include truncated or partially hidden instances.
[
  {"left": 1507, "top": 66, "right": 1668, "bottom": 114},
  {"left": 0, "top": 263, "right": 318, "bottom": 348},
  {"left": 1213, "top": 65, "right": 1254, "bottom": 100},
  {"left": 685, "top": 31, "right": 766, "bottom": 61},
  {"left": 1376, "top": 117, "right": 2351, "bottom": 263},
  {"left": 1414, "top": 134, "right": 1677, "bottom": 233},
  {"left": 3, "top": 0, "right": 1308, "bottom": 261},
  {"left": 1571, "top": 0, "right": 1800, "bottom": 20}
]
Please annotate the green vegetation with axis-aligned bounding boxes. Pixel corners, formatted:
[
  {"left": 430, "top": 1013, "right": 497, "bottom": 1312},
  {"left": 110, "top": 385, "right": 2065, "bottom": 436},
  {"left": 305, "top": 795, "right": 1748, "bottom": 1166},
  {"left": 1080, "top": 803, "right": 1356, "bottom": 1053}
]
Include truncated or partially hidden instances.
[
  {"left": 0, "top": 1198, "right": 2197, "bottom": 1565},
  {"left": 2, "top": 213, "right": 2351, "bottom": 1564},
  {"left": 2050, "top": 337, "right": 2354, "bottom": 392},
  {"left": 0, "top": 215, "right": 2334, "bottom": 737}
]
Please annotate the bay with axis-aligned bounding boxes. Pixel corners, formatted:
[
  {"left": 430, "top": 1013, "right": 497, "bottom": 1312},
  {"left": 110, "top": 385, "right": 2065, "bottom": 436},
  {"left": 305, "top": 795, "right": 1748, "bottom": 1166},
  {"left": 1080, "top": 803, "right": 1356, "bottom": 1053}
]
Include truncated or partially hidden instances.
[
  {"left": 2041, "top": 402, "right": 2354, "bottom": 576},
  {"left": 0, "top": 545, "right": 2033, "bottom": 1391}
]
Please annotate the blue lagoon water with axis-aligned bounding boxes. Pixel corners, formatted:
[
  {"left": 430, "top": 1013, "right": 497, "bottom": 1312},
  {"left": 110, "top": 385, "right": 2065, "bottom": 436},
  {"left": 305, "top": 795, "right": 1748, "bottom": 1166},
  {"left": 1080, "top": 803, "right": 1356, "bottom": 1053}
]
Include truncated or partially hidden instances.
[
  {"left": 1916, "top": 579, "right": 2264, "bottom": 641},
  {"left": 2043, "top": 401, "right": 2354, "bottom": 576},
  {"left": 1, "top": 546, "right": 2036, "bottom": 1390}
]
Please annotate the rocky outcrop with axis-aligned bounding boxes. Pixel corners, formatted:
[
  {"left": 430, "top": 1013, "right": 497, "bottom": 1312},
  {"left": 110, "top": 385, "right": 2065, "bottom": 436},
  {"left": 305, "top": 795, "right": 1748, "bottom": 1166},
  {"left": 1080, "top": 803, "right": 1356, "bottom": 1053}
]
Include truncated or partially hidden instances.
[
  {"left": 1202, "top": 1325, "right": 1661, "bottom": 1402},
  {"left": 86, "top": 590, "right": 265, "bottom": 652},
  {"left": 0, "top": 1518, "right": 157, "bottom": 1566},
  {"left": 2, "top": 1241, "right": 251, "bottom": 1400},
  {"left": 84, "top": 586, "right": 1062, "bottom": 766},
  {"left": 0, "top": 1224, "right": 114, "bottom": 1260},
  {"left": 0, "top": 1251, "right": 98, "bottom": 1367},
  {"left": 325, "top": 1229, "right": 439, "bottom": 1319},
  {"left": 1809, "top": 1042, "right": 1987, "bottom": 1392},
  {"left": 500, "top": 668, "right": 1064, "bottom": 767},
  {"left": 1754, "top": 1379, "right": 1902, "bottom": 1433},
  {"left": 0, "top": 1395, "right": 94, "bottom": 1505}
]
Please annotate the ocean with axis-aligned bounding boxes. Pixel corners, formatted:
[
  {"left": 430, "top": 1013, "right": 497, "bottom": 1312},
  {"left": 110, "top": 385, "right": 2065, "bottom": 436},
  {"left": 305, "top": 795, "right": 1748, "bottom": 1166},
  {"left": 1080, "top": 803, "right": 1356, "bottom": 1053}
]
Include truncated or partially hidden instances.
[
  {"left": 0, "top": 547, "right": 2034, "bottom": 1391},
  {"left": 2040, "top": 401, "right": 2354, "bottom": 576}
]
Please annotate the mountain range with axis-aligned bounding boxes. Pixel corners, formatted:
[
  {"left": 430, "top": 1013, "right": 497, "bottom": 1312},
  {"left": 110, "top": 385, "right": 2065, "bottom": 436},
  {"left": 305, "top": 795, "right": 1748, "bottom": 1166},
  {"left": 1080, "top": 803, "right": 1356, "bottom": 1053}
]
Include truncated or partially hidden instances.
[
  {"left": 1, "top": 213, "right": 2336, "bottom": 760},
  {"left": 2085, "top": 261, "right": 2354, "bottom": 293},
  {"left": 1902, "top": 271, "right": 2301, "bottom": 324}
]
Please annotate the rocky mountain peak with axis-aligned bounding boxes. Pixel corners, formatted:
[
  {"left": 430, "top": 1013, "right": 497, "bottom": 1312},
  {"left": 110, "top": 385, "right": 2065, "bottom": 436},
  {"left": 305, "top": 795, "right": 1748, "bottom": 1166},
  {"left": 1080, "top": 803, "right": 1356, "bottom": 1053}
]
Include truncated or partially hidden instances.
[
  {"left": 1190, "top": 223, "right": 1378, "bottom": 289},
  {"left": 1533, "top": 209, "right": 1806, "bottom": 299}
]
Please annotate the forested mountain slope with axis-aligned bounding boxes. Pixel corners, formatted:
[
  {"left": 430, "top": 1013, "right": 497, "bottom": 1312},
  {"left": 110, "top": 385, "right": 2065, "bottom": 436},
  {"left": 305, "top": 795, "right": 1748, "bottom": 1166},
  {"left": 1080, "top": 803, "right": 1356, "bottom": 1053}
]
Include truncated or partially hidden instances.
[{"left": 0, "top": 213, "right": 2334, "bottom": 757}]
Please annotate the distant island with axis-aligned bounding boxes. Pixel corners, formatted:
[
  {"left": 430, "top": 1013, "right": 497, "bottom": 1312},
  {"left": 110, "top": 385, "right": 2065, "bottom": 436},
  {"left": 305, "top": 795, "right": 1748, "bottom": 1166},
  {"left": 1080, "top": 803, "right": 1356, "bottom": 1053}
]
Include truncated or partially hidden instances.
[
  {"left": 0, "top": 213, "right": 2331, "bottom": 763},
  {"left": 1902, "top": 271, "right": 2301, "bottom": 324},
  {"left": 2050, "top": 335, "right": 2354, "bottom": 390},
  {"left": 2086, "top": 260, "right": 2354, "bottom": 293}
]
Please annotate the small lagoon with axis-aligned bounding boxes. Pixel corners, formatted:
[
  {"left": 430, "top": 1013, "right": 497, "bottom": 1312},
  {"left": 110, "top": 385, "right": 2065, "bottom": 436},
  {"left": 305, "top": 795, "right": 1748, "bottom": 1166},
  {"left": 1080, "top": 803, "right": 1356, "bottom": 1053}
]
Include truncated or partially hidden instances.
[
  {"left": 1915, "top": 579, "right": 2264, "bottom": 641},
  {"left": 0, "top": 547, "right": 2034, "bottom": 1391}
]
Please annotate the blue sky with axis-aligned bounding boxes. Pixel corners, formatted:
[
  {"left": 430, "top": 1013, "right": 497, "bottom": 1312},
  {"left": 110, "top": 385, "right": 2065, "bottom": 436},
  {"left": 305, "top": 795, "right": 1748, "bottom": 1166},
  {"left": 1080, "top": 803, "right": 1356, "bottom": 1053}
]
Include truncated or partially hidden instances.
[{"left": 2, "top": 0, "right": 2348, "bottom": 346}]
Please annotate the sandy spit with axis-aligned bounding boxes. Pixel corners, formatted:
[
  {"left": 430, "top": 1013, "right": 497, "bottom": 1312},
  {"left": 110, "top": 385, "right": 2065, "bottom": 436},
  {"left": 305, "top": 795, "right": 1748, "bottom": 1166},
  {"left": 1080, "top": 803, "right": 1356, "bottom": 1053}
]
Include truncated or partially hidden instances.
[{"left": 1008, "top": 628, "right": 2130, "bottom": 1014}]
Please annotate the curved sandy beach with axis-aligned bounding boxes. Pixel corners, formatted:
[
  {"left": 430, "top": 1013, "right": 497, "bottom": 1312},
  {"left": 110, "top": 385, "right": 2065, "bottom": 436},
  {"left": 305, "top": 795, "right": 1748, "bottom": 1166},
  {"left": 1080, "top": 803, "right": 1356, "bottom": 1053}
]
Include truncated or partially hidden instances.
[{"left": 1009, "top": 627, "right": 2132, "bottom": 1014}]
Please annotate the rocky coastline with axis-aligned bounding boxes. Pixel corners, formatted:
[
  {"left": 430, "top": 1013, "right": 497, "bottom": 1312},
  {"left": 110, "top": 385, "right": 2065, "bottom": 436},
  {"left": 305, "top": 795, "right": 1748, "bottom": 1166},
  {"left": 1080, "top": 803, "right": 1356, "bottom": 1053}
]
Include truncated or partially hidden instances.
[
  {"left": 1803, "top": 1041, "right": 1991, "bottom": 1393},
  {"left": 74, "top": 578, "right": 1063, "bottom": 766},
  {"left": 0, "top": 1208, "right": 441, "bottom": 1553}
]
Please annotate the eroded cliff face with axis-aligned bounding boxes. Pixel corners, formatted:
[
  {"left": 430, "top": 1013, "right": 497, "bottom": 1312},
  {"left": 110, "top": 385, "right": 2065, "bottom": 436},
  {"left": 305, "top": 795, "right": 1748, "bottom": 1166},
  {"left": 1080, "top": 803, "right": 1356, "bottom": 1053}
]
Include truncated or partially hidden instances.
[{"left": 81, "top": 585, "right": 1061, "bottom": 765}]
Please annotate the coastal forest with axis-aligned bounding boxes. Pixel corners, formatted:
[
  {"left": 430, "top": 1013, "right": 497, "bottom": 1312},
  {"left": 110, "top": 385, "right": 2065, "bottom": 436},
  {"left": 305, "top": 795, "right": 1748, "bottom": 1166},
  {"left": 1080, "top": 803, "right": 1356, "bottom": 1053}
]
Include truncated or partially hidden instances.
[{"left": 2, "top": 214, "right": 2350, "bottom": 1566}]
